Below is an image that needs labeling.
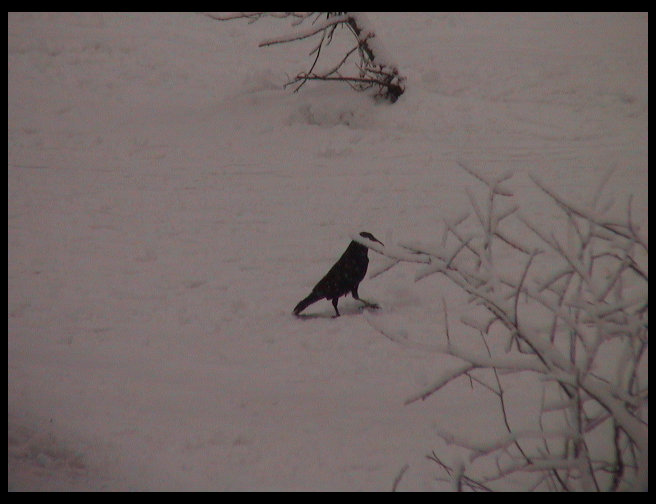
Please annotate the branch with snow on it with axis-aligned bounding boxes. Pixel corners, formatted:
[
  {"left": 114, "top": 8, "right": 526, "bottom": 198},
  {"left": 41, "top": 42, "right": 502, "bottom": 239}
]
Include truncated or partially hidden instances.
[{"left": 204, "top": 12, "right": 406, "bottom": 102}]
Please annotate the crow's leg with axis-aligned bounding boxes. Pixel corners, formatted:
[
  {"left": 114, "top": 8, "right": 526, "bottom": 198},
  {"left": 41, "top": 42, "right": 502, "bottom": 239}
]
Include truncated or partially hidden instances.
[
  {"left": 352, "top": 288, "right": 379, "bottom": 309},
  {"left": 331, "top": 297, "right": 340, "bottom": 317}
]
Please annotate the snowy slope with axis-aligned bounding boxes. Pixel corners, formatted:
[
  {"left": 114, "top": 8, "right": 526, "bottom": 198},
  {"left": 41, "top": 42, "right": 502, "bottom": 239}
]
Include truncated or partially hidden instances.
[{"left": 8, "top": 13, "right": 647, "bottom": 491}]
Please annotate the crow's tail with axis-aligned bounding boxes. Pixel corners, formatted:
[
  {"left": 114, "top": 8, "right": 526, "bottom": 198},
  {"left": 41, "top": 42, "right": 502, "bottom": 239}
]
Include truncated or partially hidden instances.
[{"left": 293, "top": 292, "right": 322, "bottom": 316}]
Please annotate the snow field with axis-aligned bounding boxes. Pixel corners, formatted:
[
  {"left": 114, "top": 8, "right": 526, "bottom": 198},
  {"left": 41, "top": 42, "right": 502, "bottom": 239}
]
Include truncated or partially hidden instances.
[{"left": 8, "top": 12, "right": 647, "bottom": 490}]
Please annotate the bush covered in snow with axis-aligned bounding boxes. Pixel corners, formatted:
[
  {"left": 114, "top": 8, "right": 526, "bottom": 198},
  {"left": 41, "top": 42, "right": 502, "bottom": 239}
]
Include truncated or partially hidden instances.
[{"left": 364, "top": 164, "right": 648, "bottom": 491}]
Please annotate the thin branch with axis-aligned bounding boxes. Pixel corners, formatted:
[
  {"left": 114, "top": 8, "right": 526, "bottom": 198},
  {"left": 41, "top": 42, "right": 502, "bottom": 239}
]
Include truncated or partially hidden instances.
[
  {"left": 391, "top": 463, "right": 410, "bottom": 492},
  {"left": 258, "top": 14, "right": 350, "bottom": 46},
  {"left": 442, "top": 297, "right": 450, "bottom": 344},
  {"left": 530, "top": 173, "right": 638, "bottom": 245},
  {"left": 404, "top": 363, "right": 477, "bottom": 405},
  {"left": 478, "top": 330, "right": 531, "bottom": 463}
]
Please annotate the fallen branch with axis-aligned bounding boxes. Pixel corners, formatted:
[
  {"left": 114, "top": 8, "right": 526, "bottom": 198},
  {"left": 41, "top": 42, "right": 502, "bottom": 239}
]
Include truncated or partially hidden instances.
[{"left": 204, "top": 12, "right": 406, "bottom": 102}]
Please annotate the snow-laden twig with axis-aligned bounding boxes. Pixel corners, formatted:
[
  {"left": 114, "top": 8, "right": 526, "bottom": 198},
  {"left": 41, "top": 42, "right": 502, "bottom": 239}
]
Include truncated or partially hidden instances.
[{"left": 529, "top": 173, "right": 646, "bottom": 249}]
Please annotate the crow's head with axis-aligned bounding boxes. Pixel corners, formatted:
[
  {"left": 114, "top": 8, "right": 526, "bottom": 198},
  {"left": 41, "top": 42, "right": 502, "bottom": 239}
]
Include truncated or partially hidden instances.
[{"left": 359, "top": 231, "right": 384, "bottom": 246}]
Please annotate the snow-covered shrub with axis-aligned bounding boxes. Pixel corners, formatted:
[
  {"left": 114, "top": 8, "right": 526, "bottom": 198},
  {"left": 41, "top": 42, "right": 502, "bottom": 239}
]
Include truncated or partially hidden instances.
[
  {"left": 361, "top": 164, "right": 647, "bottom": 491},
  {"left": 204, "top": 12, "right": 406, "bottom": 102}
]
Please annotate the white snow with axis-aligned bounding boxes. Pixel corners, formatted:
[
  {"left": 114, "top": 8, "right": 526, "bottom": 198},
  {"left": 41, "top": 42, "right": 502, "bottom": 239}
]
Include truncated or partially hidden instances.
[{"left": 8, "top": 13, "right": 647, "bottom": 491}]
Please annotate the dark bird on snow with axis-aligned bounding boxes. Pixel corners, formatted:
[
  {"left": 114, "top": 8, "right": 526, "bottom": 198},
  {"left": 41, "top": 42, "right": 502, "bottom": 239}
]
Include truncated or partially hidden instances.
[{"left": 293, "top": 231, "right": 384, "bottom": 317}]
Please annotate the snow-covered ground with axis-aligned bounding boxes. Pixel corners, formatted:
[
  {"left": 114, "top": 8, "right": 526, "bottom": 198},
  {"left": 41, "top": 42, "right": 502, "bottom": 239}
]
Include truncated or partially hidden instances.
[{"left": 8, "top": 13, "right": 647, "bottom": 491}]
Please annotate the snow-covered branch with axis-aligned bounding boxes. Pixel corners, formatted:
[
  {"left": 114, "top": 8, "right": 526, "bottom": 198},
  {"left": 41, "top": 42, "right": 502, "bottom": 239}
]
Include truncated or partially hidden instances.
[
  {"left": 204, "top": 12, "right": 406, "bottom": 102},
  {"left": 368, "top": 164, "right": 648, "bottom": 491}
]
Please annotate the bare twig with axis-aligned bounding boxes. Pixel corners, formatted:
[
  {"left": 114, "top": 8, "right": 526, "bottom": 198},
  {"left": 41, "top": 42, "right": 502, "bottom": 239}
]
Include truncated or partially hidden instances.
[{"left": 391, "top": 463, "right": 410, "bottom": 492}]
